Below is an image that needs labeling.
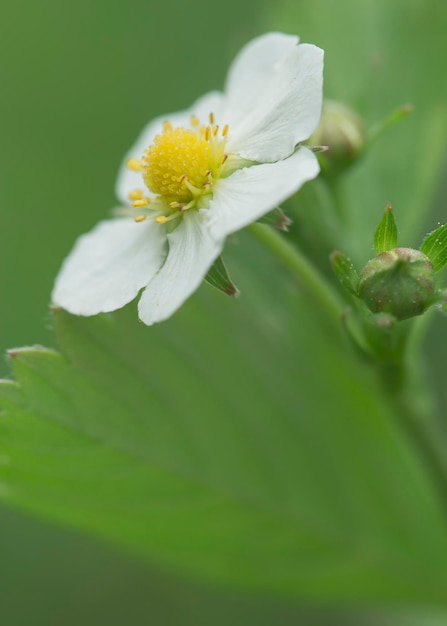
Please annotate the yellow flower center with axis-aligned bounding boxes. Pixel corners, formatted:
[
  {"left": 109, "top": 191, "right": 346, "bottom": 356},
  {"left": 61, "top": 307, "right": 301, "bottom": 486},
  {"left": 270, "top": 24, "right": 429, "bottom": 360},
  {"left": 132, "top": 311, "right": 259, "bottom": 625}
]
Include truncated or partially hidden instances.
[{"left": 126, "top": 114, "right": 229, "bottom": 224}]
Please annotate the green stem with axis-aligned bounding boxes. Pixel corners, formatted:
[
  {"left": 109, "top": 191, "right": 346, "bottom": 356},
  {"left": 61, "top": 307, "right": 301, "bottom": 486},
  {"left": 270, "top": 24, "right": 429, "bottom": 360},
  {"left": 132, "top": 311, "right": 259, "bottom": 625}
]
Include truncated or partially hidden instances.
[
  {"left": 247, "top": 222, "right": 345, "bottom": 328},
  {"left": 379, "top": 356, "right": 447, "bottom": 514}
]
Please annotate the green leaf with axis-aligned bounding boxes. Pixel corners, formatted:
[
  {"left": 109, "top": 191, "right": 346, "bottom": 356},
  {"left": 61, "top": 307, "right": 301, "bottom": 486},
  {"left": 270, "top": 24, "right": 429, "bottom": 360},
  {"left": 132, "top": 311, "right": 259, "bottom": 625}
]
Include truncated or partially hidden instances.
[
  {"left": 204, "top": 256, "right": 239, "bottom": 297},
  {"left": 330, "top": 250, "right": 359, "bottom": 295},
  {"left": 2, "top": 237, "right": 447, "bottom": 605},
  {"left": 420, "top": 224, "right": 447, "bottom": 272},
  {"left": 374, "top": 204, "right": 398, "bottom": 255}
]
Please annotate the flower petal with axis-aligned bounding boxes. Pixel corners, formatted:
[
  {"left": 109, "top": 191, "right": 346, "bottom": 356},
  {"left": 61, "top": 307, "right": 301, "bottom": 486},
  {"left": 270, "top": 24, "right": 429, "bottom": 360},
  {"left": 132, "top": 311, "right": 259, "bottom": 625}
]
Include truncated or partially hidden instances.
[
  {"left": 223, "top": 33, "right": 323, "bottom": 162},
  {"left": 116, "top": 91, "right": 225, "bottom": 204},
  {"left": 138, "top": 211, "right": 223, "bottom": 325},
  {"left": 206, "top": 147, "right": 319, "bottom": 240},
  {"left": 52, "top": 219, "right": 167, "bottom": 315}
]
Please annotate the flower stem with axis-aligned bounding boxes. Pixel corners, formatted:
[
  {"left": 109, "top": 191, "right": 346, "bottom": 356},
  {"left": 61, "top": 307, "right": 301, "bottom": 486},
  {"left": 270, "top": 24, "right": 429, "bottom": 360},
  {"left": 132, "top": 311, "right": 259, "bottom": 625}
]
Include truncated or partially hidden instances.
[
  {"left": 379, "top": 356, "right": 447, "bottom": 514},
  {"left": 247, "top": 223, "right": 345, "bottom": 327}
]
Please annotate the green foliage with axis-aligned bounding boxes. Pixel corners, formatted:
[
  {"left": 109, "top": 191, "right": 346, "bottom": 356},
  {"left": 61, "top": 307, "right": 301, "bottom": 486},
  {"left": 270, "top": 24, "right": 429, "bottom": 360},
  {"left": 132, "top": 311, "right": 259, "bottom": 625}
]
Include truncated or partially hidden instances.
[
  {"left": 374, "top": 205, "right": 399, "bottom": 255},
  {"left": 420, "top": 223, "right": 447, "bottom": 272},
  {"left": 2, "top": 240, "right": 447, "bottom": 604}
]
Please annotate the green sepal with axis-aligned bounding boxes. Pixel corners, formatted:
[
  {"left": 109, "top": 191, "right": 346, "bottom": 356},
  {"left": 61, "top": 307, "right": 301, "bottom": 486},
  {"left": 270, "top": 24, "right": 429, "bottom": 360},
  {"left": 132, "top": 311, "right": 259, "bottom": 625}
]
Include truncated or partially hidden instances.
[
  {"left": 330, "top": 250, "right": 360, "bottom": 296},
  {"left": 420, "top": 223, "right": 447, "bottom": 272},
  {"left": 257, "top": 207, "right": 292, "bottom": 232},
  {"left": 374, "top": 204, "right": 398, "bottom": 255},
  {"left": 204, "top": 256, "right": 239, "bottom": 297}
]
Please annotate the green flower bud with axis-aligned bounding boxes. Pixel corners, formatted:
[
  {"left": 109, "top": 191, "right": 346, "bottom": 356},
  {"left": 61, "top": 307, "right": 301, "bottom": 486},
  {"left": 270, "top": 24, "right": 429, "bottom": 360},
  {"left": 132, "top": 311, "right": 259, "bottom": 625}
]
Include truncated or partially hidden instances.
[
  {"left": 310, "top": 100, "right": 366, "bottom": 175},
  {"left": 359, "top": 248, "right": 436, "bottom": 321}
]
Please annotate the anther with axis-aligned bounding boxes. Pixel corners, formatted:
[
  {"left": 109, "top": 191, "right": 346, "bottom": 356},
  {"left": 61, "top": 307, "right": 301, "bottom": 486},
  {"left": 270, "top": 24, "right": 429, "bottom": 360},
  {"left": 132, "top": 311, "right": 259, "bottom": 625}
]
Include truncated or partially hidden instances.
[
  {"left": 205, "top": 127, "right": 211, "bottom": 141},
  {"left": 191, "top": 115, "right": 199, "bottom": 127},
  {"left": 126, "top": 158, "right": 142, "bottom": 172},
  {"left": 134, "top": 215, "right": 147, "bottom": 223},
  {"left": 209, "top": 112, "right": 215, "bottom": 125},
  {"left": 163, "top": 121, "right": 173, "bottom": 131},
  {"left": 128, "top": 189, "right": 144, "bottom": 200},
  {"left": 222, "top": 124, "right": 229, "bottom": 137},
  {"left": 213, "top": 126, "right": 219, "bottom": 137},
  {"left": 155, "top": 213, "right": 181, "bottom": 225},
  {"left": 132, "top": 199, "right": 149, "bottom": 208},
  {"left": 221, "top": 154, "right": 228, "bottom": 164}
]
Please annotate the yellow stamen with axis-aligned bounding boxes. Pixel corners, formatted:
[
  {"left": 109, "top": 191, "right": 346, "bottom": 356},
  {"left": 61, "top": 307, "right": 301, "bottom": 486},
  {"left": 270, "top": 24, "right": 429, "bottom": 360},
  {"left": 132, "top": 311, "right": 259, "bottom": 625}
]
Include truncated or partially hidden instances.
[
  {"left": 128, "top": 189, "right": 144, "bottom": 200},
  {"left": 134, "top": 215, "right": 147, "bottom": 223},
  {"left": 132, "top": 198, "right": 149, "bottom": 208},
  {"left": 126, "top": 158, "right": 142, "bottom": 172},
  {"left": 140, "top": 112, "right": 229, "bottom": 210},
  {"left": 155, "top": 213, "right": 182, "bottom": 224},
  {"left": 222, "top": 124, "right": 229, "bottom": 137}
]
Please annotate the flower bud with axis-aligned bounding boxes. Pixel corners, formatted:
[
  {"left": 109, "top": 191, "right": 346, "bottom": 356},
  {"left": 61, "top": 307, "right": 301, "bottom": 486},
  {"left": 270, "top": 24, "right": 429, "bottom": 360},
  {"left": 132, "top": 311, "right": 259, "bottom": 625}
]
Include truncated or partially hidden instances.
[
  {"left": 310, "top": 100, "right": 366, "bottom": 175},
  {"left": 359, "top": 248, "right": 436, "bottom": 320}
]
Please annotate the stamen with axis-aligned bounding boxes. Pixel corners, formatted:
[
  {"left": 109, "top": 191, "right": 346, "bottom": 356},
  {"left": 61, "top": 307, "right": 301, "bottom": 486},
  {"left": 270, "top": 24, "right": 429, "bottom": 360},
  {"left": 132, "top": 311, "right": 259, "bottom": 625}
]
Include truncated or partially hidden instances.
[
  {"left": 141, "top": 113, "right": 229, "bottom": 210},
  {"left": 155, "top": 213, "right": 181, "bottom": 225},
  {"left": 134, "top": 215, "right": 147, "bottom": 223},
  {"left": 128, "top": 189, "right": 144, "bottom": 200},
  {"left": 127, "top": 158, "right": 143, "bottom": 172},
  {"left": 132, "top": 199, "right": 150, "bottom": 208}
]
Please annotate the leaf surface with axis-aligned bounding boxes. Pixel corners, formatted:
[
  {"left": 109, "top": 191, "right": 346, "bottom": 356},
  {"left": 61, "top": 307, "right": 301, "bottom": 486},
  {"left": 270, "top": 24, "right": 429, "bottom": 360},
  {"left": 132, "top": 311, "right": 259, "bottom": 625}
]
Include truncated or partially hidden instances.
[{"left": 2, "top": 237, "right": 447, "bottom": 604}]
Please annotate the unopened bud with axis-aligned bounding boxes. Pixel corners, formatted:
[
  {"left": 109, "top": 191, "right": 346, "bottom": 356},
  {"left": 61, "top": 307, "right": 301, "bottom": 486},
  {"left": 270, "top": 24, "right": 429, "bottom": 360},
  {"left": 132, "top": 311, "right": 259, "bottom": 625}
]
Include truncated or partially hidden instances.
[
  {"left": 359, "top": 248, "right": 436, "bottom": 321},
  {"left": 310, "top": 100, "right": 366, "bottom": 175}
]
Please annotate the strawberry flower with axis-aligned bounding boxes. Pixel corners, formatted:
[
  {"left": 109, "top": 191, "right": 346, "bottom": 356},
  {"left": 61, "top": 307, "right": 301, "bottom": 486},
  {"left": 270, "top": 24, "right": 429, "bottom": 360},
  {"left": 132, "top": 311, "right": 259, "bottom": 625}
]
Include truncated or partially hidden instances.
[{"left": 52, "top": 32, "right": 323, "bottom": 325}]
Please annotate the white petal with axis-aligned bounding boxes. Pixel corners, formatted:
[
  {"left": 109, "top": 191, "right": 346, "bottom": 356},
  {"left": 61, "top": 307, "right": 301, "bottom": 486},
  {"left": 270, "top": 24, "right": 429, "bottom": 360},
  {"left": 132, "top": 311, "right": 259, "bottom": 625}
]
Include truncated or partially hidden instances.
[
  {"left": 206, "top": 147, "right": 319, "bottom": 240},
  {"left": 52, "top": 219, "right": 167, "bottom": 315},
  {"left": 138, "top": 211, "right": 223, "bottom": 325},
  {"left": 116, "top": 91, "right": 225, "bottom": 204},
  {"left": 223, "top": 33, "right": 323, "bottom": 162}
]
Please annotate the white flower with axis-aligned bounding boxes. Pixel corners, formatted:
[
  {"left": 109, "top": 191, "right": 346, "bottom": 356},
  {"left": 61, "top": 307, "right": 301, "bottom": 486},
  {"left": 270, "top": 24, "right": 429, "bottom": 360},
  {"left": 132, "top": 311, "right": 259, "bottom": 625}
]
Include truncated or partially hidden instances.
[{"left": 52, "top": 32, "right": 323, "bottom": 325}]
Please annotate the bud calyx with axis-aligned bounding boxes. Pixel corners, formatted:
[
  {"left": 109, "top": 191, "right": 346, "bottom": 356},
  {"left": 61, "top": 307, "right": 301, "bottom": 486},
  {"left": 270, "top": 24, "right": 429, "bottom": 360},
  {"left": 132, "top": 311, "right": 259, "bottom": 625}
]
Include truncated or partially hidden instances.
[{"left": 359, "top": 248, "right": 435, "bottom": 320}]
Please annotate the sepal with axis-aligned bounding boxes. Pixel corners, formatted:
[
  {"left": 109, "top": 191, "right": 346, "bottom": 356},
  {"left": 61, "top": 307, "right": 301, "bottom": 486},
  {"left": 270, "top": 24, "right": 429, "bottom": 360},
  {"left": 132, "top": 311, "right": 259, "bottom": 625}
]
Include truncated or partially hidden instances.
[
  {"left": 374, "top": 203, "right": 398, "bottom": 255},
  {"left": 420, "top": 223, "right": 447, "bottom": 272},
  {"left": 330, "top": 251, "right": 359, "bottom": 296},
  {"left": 204, "top": 256, "right": 239, "bottom": 297},
  {"left": 257, "top": 207, "right": 292, "bottom": 232}
]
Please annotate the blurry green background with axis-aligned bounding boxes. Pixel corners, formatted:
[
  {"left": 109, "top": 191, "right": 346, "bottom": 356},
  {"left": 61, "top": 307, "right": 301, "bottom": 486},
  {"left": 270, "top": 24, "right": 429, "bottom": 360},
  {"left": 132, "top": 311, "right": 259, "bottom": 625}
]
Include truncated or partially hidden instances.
[{"left": 2, "top": 0, "right": 447, "bottom": 624}]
